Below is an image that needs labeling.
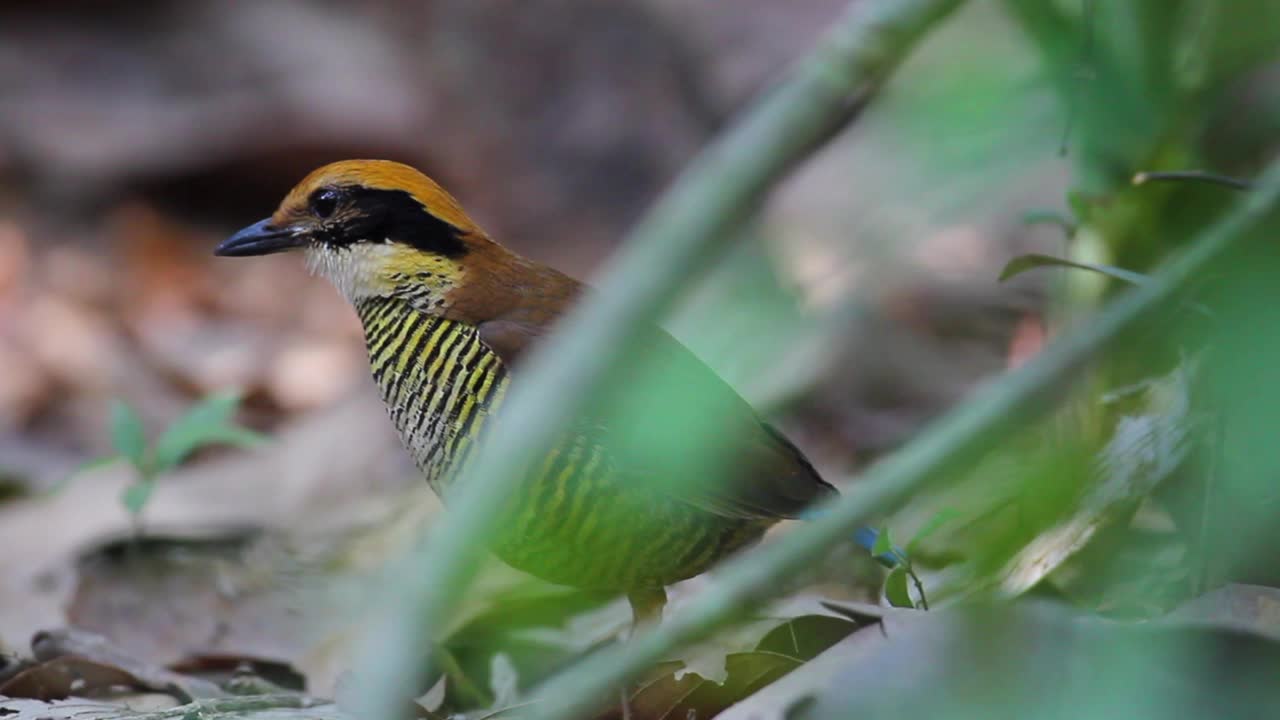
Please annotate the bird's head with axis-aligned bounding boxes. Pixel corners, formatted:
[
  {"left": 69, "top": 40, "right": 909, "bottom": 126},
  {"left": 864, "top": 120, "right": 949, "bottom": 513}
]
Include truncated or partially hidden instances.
[{"left": 216, "top": 159, "right": 489, "bottom": 307}]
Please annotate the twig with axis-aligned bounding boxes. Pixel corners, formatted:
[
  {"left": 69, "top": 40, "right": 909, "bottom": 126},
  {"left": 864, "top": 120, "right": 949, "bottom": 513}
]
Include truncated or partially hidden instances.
[
  {"left": 1132, "top": 170, "right": 1254, "bottom": 191},
  {"left": 352, "top": 0, "right": 967, "bottom": 715},
  {"left": 906, "top": 566, "right": 930, "bottom": 611},
  {"left": 521, "top": 156, "right": 1280, "bottom": 720},
  {"left": 619, "top": 685, "right": 632, "bottom": 720},
  {"left": 133, "top": 694, "right": 327, "bottom": 720}
]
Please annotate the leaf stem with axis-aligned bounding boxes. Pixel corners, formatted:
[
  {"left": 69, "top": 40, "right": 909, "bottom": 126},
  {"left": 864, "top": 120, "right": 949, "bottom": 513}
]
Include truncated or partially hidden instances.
[
  {"left": 907, "top": 565, "right": 930, "bottom": 611},
  {"left": 1132, "top": 170, "right": 1254, "bottom": 191}
]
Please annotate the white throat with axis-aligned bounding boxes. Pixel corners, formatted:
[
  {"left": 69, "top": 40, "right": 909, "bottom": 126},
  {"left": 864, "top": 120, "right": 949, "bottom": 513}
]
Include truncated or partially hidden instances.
[
  {"left": 304, "top": 242, "right": 398, "bottom": 302},
  {"left": 303, "top": 242, "right": 461, "bottom": 313}
]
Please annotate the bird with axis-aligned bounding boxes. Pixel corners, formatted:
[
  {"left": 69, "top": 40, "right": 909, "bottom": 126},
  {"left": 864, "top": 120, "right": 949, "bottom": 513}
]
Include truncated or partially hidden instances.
[{"left": 215, "top": 159, "right": 877, "bottom": 626}]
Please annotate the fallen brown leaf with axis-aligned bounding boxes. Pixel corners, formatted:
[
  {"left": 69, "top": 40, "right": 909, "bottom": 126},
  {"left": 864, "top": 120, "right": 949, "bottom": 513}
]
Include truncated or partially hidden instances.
[{"left": 0, "top": 655, "right": 148, "bottom": 701}]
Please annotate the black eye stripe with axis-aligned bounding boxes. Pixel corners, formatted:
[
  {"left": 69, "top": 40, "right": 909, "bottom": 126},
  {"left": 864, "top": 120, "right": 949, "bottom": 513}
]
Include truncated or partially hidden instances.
[
  {"left": 308, "top": 188, "right": 342, "bottom": 219},
  {"left": 321, "top": 187, "right": 468, "bottom": 258}
]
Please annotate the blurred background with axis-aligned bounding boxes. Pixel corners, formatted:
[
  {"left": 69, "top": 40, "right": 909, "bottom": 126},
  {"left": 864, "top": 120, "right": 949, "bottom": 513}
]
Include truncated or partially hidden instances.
[
  {"left": 1, "top": 1, "right": 1279, "bottom": 718},
  {"left": 0, "top": 0, "right": 1057, "bottom": 475}
]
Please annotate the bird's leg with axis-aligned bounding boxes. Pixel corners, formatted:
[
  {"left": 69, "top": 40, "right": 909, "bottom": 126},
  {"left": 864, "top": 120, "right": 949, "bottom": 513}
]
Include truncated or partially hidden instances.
[
  {"left": 618, "top": 588, "right": 666, "bottom": 719},
  {"left": 626, "top": 587, "right": 667, "bottom": 636}
]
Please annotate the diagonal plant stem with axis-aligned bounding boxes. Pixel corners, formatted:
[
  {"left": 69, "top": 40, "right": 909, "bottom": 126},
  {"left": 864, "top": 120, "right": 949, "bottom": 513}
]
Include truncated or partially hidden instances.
[
  {"left": 355, "top": 0, "right": 967, "bottom": 714},
  {"left": 522, "top": 158, "right": 1280, "bottom": 720},
  {"left": 1132, "top": 170, "right": 1254, "bottom": 191}
]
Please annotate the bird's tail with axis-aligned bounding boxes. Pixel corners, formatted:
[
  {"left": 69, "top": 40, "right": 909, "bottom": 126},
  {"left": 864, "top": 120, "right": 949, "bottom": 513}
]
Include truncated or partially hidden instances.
[
  {"left": 799, "top": 507, "right": 906, "bottom": 567},
  {"left": 851, "top": 525, "right": 907, "bottom": 568}
]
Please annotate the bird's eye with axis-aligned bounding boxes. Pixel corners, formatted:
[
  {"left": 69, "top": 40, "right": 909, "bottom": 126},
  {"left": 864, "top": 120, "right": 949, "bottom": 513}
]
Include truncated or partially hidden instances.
[{"left": 310, "top": 189, "right": 340, "bottom": 219}]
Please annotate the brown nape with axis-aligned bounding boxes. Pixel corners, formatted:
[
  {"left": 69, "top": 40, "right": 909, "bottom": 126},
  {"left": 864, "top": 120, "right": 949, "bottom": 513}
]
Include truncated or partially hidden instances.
[{"left": 441, "top": 239, "right": 587, "bottom": 366}]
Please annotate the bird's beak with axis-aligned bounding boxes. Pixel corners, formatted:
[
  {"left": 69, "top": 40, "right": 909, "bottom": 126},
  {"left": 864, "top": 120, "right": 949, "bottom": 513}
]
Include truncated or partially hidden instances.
[{"left": 215, "top": 218, "right": 308, "bottom": 257}]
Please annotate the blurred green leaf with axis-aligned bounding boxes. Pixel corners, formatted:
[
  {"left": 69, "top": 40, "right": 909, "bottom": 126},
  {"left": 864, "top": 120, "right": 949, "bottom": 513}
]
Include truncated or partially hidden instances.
[
  {"left": 1021, "top": 210, "right": 1077, "bottom": 238},
  {"left": 109, "top": 401, "right": 148, "bottom": 470},
  {"left": 74, "top": 455, "right": 124, "bottom": 477},
  {"left": 152, "top": 392, "right": 250, "bottom": 472},
  {"left": 872, "top": 526, "right": 895, "bottom": 558},
  {"left": 884, "top": 567, "right": 913, "bottom": 609},
  {"left": 195, "top": 425, "right": 269, "bottom": 450},
  {"left": 121, "top": 480, "right": 155, "bottom": 516},
  {"left": 1066, "top": 190, "right": 1092, "bottom": 222},
  {"left": 799, "top": 601, "right": 1280, "bottom": 718},
  {"left": 47, "top": 455, "right": 123, "bottom": 496},
  {"left": 179, "top": 391, "right": 242, "bottom": 427},
  {"left": 907, "top": 508, "right": 960, "bottom": 552},
  {"left": 999, "top": 253, "right": 1150, "bottom": 285}
]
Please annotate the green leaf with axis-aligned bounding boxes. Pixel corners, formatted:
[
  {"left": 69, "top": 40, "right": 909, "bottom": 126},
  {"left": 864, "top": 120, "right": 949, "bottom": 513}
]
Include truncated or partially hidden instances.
[
  {"left": 1066, "top": 190, "right": 1092, "bottom": 222},
  {"left": 75, "top": 455, "right": 124, "bottom": 476},
  {"left": 47, "top": 455, "right": 123, "bottom": 496},
  {"left": 998, "top": 253, "right": 1150, "bottom": 286},
  {"left": 1020, "top": 210, "right": 1076, "bottom": 238},
  {"left": 121, "top": 480, "right": 155, "bottom": 516},
  {"left": 884, "top": 566, "right": 914, "bottom": 609},
  {"left": 907, "top": 508, "right": 960, "bottom": 552},
  {"left": 179, "top": 391, "right": 243, "bottom": 428},
  {"left": 152, "top": 392, "right": 249, "bottom": 472},
  {"left": 197, "top": 425, "right": 270, "bottom": 450},
  {"left": 109, "top": 401, "right": 148, "bottom": 469},
  {"left": 871, "top": 526, "right": 894, "bottom": 558}
]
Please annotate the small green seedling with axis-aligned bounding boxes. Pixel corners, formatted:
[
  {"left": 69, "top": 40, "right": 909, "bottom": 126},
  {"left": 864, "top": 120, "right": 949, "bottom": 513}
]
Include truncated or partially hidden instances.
[
  {"left": 71, "top": 391, "right": 267, "bottom": 536},
  {"left": 875, "top": 510, "right": 961, "bottom": 611},
  {"left": 871, "top": 526, "right": 917, "bottom": 609}
]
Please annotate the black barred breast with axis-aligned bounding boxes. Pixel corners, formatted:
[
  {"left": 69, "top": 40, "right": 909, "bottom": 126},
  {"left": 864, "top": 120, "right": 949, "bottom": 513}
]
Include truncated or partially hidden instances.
[
  {"left": 358, "top": 296, "right": 509, "bottom": 493},
  {"left": 356, "top": 297, "right": 768, "bottom": 591}
]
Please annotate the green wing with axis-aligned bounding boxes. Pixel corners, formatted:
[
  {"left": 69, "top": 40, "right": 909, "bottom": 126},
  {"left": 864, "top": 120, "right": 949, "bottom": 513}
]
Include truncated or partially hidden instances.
[{"left": 479, "top": 319, "right": 836, "bottom": 520}]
